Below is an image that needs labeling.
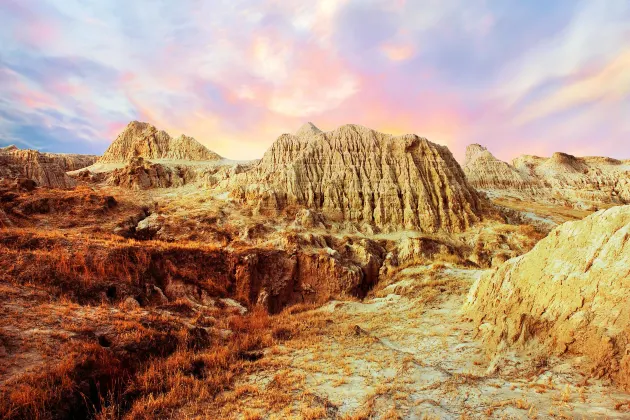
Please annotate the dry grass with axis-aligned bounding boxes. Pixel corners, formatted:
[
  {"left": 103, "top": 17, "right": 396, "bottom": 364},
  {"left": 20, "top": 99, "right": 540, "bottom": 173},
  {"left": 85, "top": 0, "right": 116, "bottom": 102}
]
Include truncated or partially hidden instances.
[
  {"left": 0, "top": 227, "right": 233, "bottom": 306},
  {"left": 0, "top": 192, "right": 290, "bottom": 419},
  {"left": 0, "top": 186, "right": 354, "bottom": 419},
  {"left": 484, "top": 398, "right": 532, "bottom": 416},
  {"left": 0, "top": 306, "right": 274, "bottom": 420}
]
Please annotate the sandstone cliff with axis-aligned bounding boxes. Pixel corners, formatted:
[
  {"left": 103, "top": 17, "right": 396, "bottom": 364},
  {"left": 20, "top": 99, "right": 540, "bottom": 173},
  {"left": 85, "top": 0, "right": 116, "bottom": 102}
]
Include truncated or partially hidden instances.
[
  {"left": 466, "top": 206, "right": 630, "bottom": 390},
  {"left": 99, "top": 121, "right": 222, "bottom": 163},
  {"left": 0, "top": 147, "right": 78, "bottom": 189},
  {"left": 463, "top": 144, "right": 630, "bottom": 209},
  {"left": 230, "top": 124, "right": 483, "bottom": 233}
]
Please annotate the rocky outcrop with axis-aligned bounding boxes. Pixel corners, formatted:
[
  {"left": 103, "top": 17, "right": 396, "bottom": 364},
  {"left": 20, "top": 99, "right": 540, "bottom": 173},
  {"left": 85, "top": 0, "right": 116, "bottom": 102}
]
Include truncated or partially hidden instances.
[
  {"left": 233, "top": 238, "right": 386, "bottom": 313},
  {"left": 463, "top": 144, "right": 630, "bottom": 209},
  {"left": 257, "top": 133, "right": 310, "bottom": 170},
  {"left": 106, "top": 157, "right": 197, "bottom": 189},
  {"left": 231, "top": 124, "right": 483, "bottom": 233},
  {"left": 43, "top": 153, "right": 98, "bottom": 171},
  {"left": 463, "top": 144, "right": 535, "bottom": 190},
  {"left": 99, "top": 121, "right": 222, "bottom": 163},
  {"left": 295, "top": 121, "right": 323, "bottom": 139},
  {"left": 0, "top": 147, "right": 77, "bottom": 189},
  {"left": 256, "top": 123, "right": 322, "bottom": 171},
  {"left": 292, "top": 209, "right": 327, "bottom": 229},
  {"left": 513, "top": 153, "right": 630, "bottom": 206},
  {"left": 466, "top": 206, "right": 630, "bottom": 390},
  {"left": 378, "top": 236, "right": 462, "bottom": 279}
]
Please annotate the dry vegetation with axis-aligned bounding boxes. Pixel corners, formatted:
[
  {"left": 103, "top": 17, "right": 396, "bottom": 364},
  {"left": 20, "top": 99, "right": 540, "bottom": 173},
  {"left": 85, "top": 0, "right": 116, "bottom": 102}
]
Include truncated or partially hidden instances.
[
  {"left": 0, "top": 186, "right": 273, "bottom": 419},
  {"left": 0, "top": 266, "right": 333, "bottom": 420},
  {"left": 0, "top": 185, "right": 373, "bottom": 419},
  {"left": 1, "top": 182, "right": 629, "bottom": 419},
  {"left": 0, "top": 302, "right": 277, "bottom": 419},
  {"left": 0, "top": 227, "right": 233, "bottom": 305}
]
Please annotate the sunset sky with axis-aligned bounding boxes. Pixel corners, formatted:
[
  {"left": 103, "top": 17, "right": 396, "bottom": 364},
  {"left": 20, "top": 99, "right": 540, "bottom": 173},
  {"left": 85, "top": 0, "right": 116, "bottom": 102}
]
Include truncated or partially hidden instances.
[{"left": 1, "top": 0, "right": 629, "bottom": 162}]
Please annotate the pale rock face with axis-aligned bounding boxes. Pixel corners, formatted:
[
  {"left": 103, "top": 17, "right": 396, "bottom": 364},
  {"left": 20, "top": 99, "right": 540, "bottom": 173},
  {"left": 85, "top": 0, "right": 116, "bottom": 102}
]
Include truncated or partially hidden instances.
[
  {"left": 106, "top": 157, "right": 197, "bottom": 189},
  {"left": 294, "top": 121, "right": 322, "bottom": 138},
  {"left": 99, "top": 121, "right": 221, "bottom": 163},
  {"left": 0, "top": 147, "right": 79, "bottom": 189},
  {"left": 378, "top": 236, "right": 461, "bottom": 279},
  {"left": 463, "top": 144, "right": 535, "bottom": 190},
  {"left": 513, "top": 153, "right": 630, "bottom": 204},
  {"left": 168, "top": 134, "right": 220, "bottom": 161},
  {"left": 232, "top": 124, "right": 483, "bottom": 233},
  {"left": 463, "top": 144, "right": 630, "bottom": 208},
  {"left": 466, "top": 205, "right": 630, "bottom": 390},
  {"left": 42, "top": 153, "right": 98, "bottom": 172},
  {"left": 135, "top": 213, "right": 163, "bottom": 238},
  {"left": 257, "top": 133, "right": 311, "bottom": 170},
  {"left": 0, "top": 145, "right": 19, "bottom": 153}
]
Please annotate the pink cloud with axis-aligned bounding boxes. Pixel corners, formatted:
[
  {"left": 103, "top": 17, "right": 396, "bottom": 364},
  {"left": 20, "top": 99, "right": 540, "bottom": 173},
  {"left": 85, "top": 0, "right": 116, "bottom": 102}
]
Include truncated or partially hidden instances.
[
  {"left": 514, "top": 51, "right": 630, "bottom": 125},
  {"left": 4, "top": 0, "right": 628, "bottom": 163},
  {"left": 380, "top": 42, "right": 415, "bottom": 61},
  {"left": 11, "top": 12, "right": 59, "bottom": 49}
]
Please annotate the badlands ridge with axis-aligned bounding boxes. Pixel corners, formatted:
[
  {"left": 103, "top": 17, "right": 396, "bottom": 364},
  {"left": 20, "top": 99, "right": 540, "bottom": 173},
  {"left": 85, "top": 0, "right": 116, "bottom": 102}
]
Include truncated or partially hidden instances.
[
  {"left": 464, "top": 143, "right": 630, "bottom": 210},
  {"left": 1, "top": 122, "right": 630, "bottom": 418}
]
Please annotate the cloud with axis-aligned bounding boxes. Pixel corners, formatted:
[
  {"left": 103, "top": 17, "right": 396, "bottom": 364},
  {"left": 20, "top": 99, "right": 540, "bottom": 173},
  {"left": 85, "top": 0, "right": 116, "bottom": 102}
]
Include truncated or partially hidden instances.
[
  {"left": 496, "top": 1, "right": 630, "bottom": 104},
  {"left": 514, "top": 51, "right": 630, "bottom": 125},
  {"left": 0, "top": 0, "right": 629, "bottom": 163},
  {"left": 380, "top": 43, "right": 415, "bottom": 61}
]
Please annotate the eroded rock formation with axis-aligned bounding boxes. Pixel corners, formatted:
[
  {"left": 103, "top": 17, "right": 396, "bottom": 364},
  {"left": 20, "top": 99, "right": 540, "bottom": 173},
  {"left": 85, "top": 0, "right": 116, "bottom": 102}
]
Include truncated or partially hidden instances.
[
  {"left": 466, "top": 206, "right": 630, "bottom": 390},
  {"left": 106, "top": 157, "right": 197, "bottom": 189},
  {"left": 463, "top": 144, "right": 535, "bottom": 190},
  {"left": 0, "top": 147, "right": 78, "bottom": 189},
  {"left": 513, "top": 153, "right": 630, "bottom": 206},
  {"left": 99, "top": 121, "right": 222, "bottom": 163},
  {"left": 230, "top": 124, "right": 483, "bottom": 233},
  {"left": 43, "top": 153, "right": 98, "bottom": 171},
  {"left": 463, "top": 144, "right": 630, "bottom": 209}
]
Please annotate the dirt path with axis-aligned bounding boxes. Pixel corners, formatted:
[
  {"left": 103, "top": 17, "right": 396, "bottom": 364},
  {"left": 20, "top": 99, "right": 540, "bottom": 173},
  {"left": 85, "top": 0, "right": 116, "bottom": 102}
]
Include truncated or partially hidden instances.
[{"left": 207, "top": 267, "right": 630, "bottom": 419}]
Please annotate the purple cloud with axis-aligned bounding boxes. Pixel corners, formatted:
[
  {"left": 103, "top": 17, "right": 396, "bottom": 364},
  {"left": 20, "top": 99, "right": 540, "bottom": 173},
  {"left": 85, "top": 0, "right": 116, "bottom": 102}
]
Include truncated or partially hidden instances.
[{"left": 0, "top": 0, "right": 629, "bottom": 162}]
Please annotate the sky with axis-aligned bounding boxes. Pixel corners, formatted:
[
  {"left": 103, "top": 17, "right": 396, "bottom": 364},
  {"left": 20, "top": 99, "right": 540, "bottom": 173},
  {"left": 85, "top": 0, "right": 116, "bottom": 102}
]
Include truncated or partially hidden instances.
[{"left": 1, "top": 0, "right": 629, "bottom": 162}]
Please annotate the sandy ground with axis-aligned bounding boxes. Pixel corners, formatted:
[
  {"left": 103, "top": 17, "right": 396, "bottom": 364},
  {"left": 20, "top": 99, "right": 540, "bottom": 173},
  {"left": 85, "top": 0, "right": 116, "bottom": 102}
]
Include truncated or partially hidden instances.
[{"left": 201, "top": 267, "right": 630, "bottom": 419}]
